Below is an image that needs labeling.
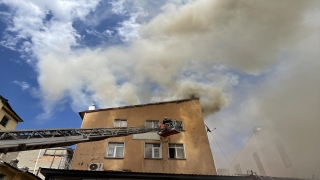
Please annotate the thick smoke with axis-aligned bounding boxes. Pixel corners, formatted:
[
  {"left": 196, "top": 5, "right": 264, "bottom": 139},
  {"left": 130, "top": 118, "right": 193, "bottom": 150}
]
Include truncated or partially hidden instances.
[
  {"left": 256, "top": 36, "right": 320, "bottom": 178},
  {"left": 206, "top": 25, "right": 319, "bottom": 177},
  {"left": 30, "top": 0, "right": 316, "bottom": 118},
  {"left": 2, "top": 0, "right": 318, "bottom": 122},
  {"left": 2, "top": 0, "right": 319, "bottom": 177}
]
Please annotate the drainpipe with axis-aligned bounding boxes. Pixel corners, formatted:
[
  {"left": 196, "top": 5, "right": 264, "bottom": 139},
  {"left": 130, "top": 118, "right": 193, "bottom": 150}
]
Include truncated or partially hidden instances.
[{"left": 33, "top": 150, "right": 41, "bottom": 174}]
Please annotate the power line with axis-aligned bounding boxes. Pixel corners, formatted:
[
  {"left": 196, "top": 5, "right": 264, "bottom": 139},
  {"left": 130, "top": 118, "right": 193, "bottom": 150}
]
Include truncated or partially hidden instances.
[
  {"left": 208, "top": 129, "right": 231, "bottom": 165},
  {"left": 190, "top": 100, "right": 231, "bottom": 165}
]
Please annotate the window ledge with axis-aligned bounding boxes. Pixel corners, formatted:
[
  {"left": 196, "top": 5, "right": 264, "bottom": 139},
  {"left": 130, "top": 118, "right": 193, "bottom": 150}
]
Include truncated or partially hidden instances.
[
  {"left": 168, "top": 158, "right": 186, "bottom": 160},
  {"left": 144, "top": 158, "right": 163, "bottom": 160},
  {"left": 104, "top": 157, "right": 124, "bottom": 159}
]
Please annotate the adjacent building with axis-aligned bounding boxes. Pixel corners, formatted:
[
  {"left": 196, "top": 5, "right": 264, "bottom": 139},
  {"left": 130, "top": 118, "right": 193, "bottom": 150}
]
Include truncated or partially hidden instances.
[
  {"left": 70, "top": 98, "right": 217, "bottom": 175},
  {"left": 229, "top": 127, "right": 320, "bottom": 179},
  {"left": 0, "top": 95, "right": 23, "bottom": 130},
  {"left": 0, "top": 147, "right": 73, "bottom": 179},
  {"left": 0, "top": 160, "right": 41, "bottom": 180}
]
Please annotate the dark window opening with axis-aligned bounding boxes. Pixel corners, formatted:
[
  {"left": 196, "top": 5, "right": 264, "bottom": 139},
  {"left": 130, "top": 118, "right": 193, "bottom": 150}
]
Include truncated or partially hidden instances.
[
  {"left": 0, "top": 116, "right": 10, "bottom": 127},
  {"left": 168, "top": 144, "right": 185, "bottom": 159},
  {"left": 169, "top": 148, "right": 175, "bottom": 158}
]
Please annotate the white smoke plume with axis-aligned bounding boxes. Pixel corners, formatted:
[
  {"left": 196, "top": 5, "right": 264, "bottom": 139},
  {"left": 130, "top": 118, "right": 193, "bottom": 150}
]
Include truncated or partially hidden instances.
[
  {"left": 1, "top": 0, "right": 316, "bottom": 118},
  {"left": 1, "top": 0, "right": 319, "bottom": 177},
  {"left": 206, "top": 25, "right": 319, "bottom": 177}
]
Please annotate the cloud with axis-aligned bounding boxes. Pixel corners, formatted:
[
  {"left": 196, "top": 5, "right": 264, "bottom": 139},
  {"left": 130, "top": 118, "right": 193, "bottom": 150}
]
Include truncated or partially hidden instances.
[
  {"left": 1, "top": 1, "right": 319, "bottom": 175},
  {"left": 13, "top": 80, "right": 30, "bottom": 90},
  {"left": 2, "top": 0, "right": 317, "bottom": 120},
  {"left": 116, "top": 8, "right": 147, "bottom": 42},
  {"left": 0, "top": 0, "right": 100, "bottom": 60},
  {"left": 86, "top": 29, "right": 113, "bottom": 38},
  {"left": 109, "top": 0, "right": 126, "bottom": 15}
]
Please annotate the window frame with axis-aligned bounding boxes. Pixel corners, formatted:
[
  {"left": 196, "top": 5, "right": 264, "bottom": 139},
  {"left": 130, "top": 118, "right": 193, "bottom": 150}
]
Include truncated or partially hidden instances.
[
  {"left": 145, "top": 120, "right": 159, "bottom": 128},
  {"left": 144, "top": 143, "right": 162, "bottom": 159},
  {"left": 168, "top": 143, "right": 186, "bottom": 159},
  {"left": 113, "top": 119, "right": 127, "bottom": 127},
  {"left": 0, "top": 115, "right": 10, "bottom": 127},
  {"left": 105, "top": 142, "right": 125, "bottom": 158}
]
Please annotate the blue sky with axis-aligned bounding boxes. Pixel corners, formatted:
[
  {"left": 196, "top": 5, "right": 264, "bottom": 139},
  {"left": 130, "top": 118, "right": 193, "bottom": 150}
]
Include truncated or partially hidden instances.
[{"left": 0, "top": 0, "right": 319, "bottom": 169}]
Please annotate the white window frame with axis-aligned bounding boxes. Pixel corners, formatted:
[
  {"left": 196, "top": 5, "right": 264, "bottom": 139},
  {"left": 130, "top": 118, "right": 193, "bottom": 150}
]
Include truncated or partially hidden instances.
[
  {"left": 168, "top": 143, "right": 186, "bottom": 159},
  {"left": 145, "top": 120, "right": 159, "bottom": 128},
  {"left": 106, "top": 142, "right": 125, "bottom": 158},
  {"left": 114, "top": 119, "right": 127, "bottom": 127},
  {"left": 144, "top": 143, "right": 162, "bottom": 159}
]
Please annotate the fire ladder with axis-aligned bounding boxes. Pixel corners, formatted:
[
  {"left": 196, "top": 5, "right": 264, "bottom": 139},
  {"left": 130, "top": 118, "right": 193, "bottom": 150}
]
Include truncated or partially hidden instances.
[{"left": 0, "top": 126, "right": 158, "bottom": 154}]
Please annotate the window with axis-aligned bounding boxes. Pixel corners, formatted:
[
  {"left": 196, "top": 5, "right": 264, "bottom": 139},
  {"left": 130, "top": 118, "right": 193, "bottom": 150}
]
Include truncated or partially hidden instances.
[
  {"left": 253, "top": 152, "right": 266, "bottom": 176},
  {"left": 145, "top": 143, "right": 162, "bottom": 158},
  {"left": 274, "top": 138, "right": 292, "bottom": 168},
  {"left": 168, "top": 144, "right": 185, "bottom": 159},
  {"left": 0, "top": 116, "right": 10, "bottom": 127},
  {"left": 145, "top": 120, "right": 159, "bottom": 128},
  {"left": 114, "top": 119, "right": 127, "bottom": 127},
  {"left": 106, "top": 142, "right": 124, "bottom": 158}
]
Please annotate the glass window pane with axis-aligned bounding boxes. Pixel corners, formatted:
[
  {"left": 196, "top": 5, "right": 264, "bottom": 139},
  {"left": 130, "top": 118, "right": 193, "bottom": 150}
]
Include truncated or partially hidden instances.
[
  {"left": 116, "top": 143, "right": 124, "bottom": 147},
  {"left": 145, "top": 144, "right": 152, "bottom": 148},
  {"left": 121, "top": 120, "right": 127, "bottom": 127},
  {"left": 114, "top": 121, "right": 120, "bottom": 127},
  {"left": 109, "top": 143, "right": 116, "bottom": 147},
  {"left": 115, "top": 147, "right": 124, "bottom": 158},
  {"left": 153, "top": 144, "right": 160, "bottom": 147},
  {"left": 176, "top": 148, "right": 185, "bottom": 158},
  {"left": 107, "top": 147, "right": 114, "bottom": 157},
  {"left": 146, "top": 120, "right": 159, "bottom": 128},
  {"left": 146, "top": 121, "right": 151, "bottom": 128},
  {"left": 154, "top": 148, "right": 160, "bottom": 158},
  {"left": 169, "top": 144, "right": 175, "bottom": 147},
  {"left": 145, "top": 146, "right": 152, "bottom": 158},
  {"left": 176, "top": 144, "right": 183, "bottom": 148}
]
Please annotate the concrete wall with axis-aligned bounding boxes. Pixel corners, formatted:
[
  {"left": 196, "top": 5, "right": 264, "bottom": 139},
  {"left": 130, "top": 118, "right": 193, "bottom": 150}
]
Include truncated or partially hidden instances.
[
  {"left": 18, "top": 148, "right": 72, "bottom": 179},
  {"left": 0, "top": 101, "right": 18, "bottom": 130},
  {"left": 0, "top": 148, "right": 71, "bottom": 179},
  {"left": 0, "top": 162, "right": 39, "bottom": 180},
  {"left": 70, "top": 99, "right": 217, "bottom": 175}
]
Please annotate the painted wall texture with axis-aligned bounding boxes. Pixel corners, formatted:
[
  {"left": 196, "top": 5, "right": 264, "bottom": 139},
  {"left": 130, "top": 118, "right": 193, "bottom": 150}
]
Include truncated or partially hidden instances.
[
  {"left": 0, "top": 148, "right": 72, "bottom": 180},
  {"left": 0, "top": 99, "right": 19, "bottom": 130},
  {"left": 70, "top": 99, "right": 217, "bottom": 175},
  {"left": 0, "top": 162, "right": 40, "bottom": 180}
]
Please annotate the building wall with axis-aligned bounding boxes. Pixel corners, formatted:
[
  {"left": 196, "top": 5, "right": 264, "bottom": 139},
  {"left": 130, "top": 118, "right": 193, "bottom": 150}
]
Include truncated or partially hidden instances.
[
  {"left": 0, "top": 163, "right": 39, "bottom": 180},
  {"left": 0, "top": 101, "right": 18, "bottom": 130},
  {"left": 70, "top": 99, "right": 217, "bottom": 175},
  {"left": 228, "top": 128, "right": 311, "bottom": 178},
  {"left": 0, "top": 148, "right": 72, "bottom": 180}
]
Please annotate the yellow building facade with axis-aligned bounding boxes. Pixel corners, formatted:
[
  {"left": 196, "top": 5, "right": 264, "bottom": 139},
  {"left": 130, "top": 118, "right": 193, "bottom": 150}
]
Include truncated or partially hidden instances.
[
  {"left": 0, "top": 161, "right": 41, "bottom": 180},
  {"left": 70, "top": 98, "right": 217, "bottom": 175},
  {"left": 0, "top": 95, "right": 23, "bottom": 130}
]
